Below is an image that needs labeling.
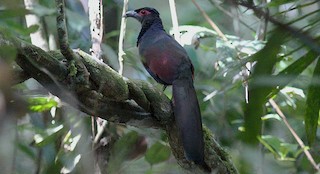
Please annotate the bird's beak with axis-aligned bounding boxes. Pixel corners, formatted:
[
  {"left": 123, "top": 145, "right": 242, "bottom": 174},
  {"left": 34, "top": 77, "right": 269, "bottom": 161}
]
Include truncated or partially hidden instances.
[
  {"left": 123, "top": 10, "right": 137, "bottom": 18},
  {"left": 123, "top": 10, "right": 142, "bottom": 22}
]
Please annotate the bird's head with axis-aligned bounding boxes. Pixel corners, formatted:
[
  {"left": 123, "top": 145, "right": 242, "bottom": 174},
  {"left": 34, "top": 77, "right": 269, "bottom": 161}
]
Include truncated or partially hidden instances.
[{"left": 124, "top": 7, "right": 160, "bottom": 23}]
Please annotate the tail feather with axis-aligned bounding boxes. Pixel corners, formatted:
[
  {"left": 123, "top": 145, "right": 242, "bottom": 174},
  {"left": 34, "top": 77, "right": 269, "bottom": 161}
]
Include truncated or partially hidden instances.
[{"left": 172, "top": 77, "right": 205, "bottom": 166}]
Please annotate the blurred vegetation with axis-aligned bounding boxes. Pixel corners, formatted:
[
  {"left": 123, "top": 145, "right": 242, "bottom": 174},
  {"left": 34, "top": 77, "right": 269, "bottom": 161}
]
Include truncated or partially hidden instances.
[{"left": 0, "top": 0, "right": 320, "bottom": 173}]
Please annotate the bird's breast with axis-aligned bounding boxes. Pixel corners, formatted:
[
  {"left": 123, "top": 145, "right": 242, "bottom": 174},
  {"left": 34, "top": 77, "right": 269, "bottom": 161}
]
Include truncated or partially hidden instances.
[
  {"left": 138, "top": 31, "right": 191, "bottom": 85},
  {"left": 139, "top": 46, "right": 180, "bottom": 84}
]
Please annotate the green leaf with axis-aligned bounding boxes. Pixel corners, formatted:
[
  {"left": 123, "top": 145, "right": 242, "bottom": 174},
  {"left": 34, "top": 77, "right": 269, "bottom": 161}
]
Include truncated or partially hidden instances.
[
  {"left": 25, "top": 24, "right": 39, "bottom": 34},
  {"left": 259, "top": 135, "right": 282, "bottom": 157},
  {"left": 305, "top": 58, "right": 320, "bottom": 145},
  {"left": 59, "top": 154, "right": 81, "bottom": 174},
  {"left": 259, "top": 135, "right": 299, "bottom": 161},
  {"left": 0, "top": 8, "right": 30, "bottom": 18},
  {"left": 33, "top": 124, "right": 64, "bottom": 147},
  {"left": 243, "top": 30, "right": 286, "bottom": 144},
  {"left": 0, "top": 20, "right": 39, "bottom": 36},
  {"left": 279, "top": 143, "right": 299, "bottom": 160},
  {"left": 28, "top": 96, "right": 58, "bottom": 112},
  {"left": 267, "top": 50, "right": 318, "bottom": 98},
  {"left": 145, "top": 142, "right": 171, "bottom": 165},
  {"left": 107, "top": 131, "right": 140, "bottom": 173},
  {"left": 113, "top": 131, "right": 140, "bottom": 155},
  {"left": 17, "top": 142, "right": 36, "bottom": 159},
  {"left": 261, "top": 114, "right": 281, "bottom": 121}
]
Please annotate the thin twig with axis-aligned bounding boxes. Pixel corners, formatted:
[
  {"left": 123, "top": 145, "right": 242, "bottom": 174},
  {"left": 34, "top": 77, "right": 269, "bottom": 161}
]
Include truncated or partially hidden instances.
[
  {"left": 55, "top": 0, "right": 90, "bottom": 81},
  {"left": 255, "top": 0, "right": 268, "bottom": 41},
  {"left": 118, "top": 0, "right": 129, "bottom": 75},
  {"left": 55, "top": 0, "right": 75, "bottom": 62},
  {"left": 207, "top": 0, "right": 255, "bottom": 32},
  {"left": 276, "top": 0, "right": 318, "bottom": 15},
  {"left": 268, "top": 99, "right": 320, "bottom": 171},
  {"left": 169, "top": 0, "right": 181, "bottom": 44},
  {"left": 235, "top": 1, "right": 320, "bottom": 55},
  {"left": 192, "top": 0, "right": 228, "bottom": 41}
]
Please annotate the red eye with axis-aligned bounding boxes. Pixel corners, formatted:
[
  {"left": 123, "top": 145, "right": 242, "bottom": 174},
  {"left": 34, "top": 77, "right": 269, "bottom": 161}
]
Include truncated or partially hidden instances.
[{"left": 139, "top": 10, "right": 148, "bottom": 15}]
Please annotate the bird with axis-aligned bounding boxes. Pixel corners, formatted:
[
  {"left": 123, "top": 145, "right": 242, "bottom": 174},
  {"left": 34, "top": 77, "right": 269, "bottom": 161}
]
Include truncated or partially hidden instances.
[{"left": 124, "top": 7, "right": 210, "bottom": 172}]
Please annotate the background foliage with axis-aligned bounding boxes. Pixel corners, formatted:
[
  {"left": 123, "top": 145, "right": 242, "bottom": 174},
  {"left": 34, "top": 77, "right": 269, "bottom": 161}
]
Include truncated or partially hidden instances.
[{"left": 0, "top": 0, "right": 319, "bottom": 173}]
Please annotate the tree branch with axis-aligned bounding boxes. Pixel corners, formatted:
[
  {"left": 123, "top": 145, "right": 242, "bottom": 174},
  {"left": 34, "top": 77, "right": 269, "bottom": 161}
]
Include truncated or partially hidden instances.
[
  {"left": 0, "top": 31, "right": 238, "bottom": 173},
  {"left": 233, "top": 0, "right": 320, "bottom": 54}
]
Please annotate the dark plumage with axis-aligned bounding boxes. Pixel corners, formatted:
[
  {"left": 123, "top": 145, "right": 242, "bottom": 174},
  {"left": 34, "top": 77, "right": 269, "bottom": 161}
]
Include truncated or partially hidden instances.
[{"left": 124, "top": 7, "right": 210, "bottom": 172}]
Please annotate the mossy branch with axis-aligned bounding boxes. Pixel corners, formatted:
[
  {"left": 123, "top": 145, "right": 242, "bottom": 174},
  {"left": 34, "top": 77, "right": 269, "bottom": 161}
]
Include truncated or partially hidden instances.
[{"left": 0, "top": 31, "right": 238, "bottom": 174}]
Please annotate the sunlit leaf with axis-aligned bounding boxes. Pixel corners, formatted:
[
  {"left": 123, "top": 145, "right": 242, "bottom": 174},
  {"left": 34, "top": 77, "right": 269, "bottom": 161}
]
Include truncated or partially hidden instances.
[
  {"left": 60, "top": 154, "right": 81, "bottom": 174},
  {"left": 28, "top": 96, "right": 58, "bottom": 112},
  {"left": 176, "top": 25, "right": 264, "bottom": 55},
  {"left": 280, "top": 87, "right": 305, "bottom": 98},
  {"left": 261, "top": 114, "right": 281, "bottom": 121},
  {"left": 33, "top": 124, "right": 64, "bottom": 147}
]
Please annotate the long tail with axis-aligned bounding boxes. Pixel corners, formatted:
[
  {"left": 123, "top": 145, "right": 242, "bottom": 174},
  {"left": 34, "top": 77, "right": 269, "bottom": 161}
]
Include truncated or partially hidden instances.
[{"left": 172, "top": 76, "right": 210, "bottom": 172}]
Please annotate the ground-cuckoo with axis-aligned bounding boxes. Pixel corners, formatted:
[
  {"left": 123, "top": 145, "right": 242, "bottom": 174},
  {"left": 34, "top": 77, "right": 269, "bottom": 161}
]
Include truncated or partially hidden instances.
[{"left": 124, "top": 7, "right": 209, "bottom": 171}]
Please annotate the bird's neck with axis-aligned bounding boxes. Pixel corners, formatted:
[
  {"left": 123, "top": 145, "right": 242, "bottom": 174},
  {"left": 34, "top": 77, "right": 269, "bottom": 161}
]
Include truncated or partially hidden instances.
[{"left": 137, "top": 18, "right": 164, "bottom": 46}]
